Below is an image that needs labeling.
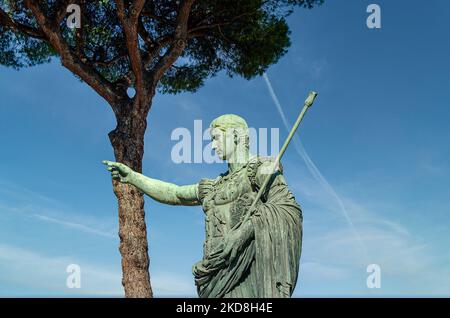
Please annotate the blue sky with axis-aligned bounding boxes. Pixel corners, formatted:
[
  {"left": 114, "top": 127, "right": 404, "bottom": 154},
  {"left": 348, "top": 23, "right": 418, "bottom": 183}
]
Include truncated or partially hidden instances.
[{"left": 1, "top": 0, "right": 450, "bottom": 297}]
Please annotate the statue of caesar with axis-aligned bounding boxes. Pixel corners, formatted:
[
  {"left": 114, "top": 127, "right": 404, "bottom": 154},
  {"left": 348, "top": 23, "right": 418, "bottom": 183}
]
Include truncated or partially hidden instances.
[{"left": 103, "top": 114, "right": 302, "bottom": 298}]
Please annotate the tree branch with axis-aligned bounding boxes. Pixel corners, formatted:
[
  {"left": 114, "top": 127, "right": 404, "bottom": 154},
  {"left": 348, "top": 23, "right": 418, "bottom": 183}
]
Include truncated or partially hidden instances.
[
  {"left": 0, "top": 7, "right": 45, "bottom": 39},
  {"left": 23, "top": 0, "right": 124, "bottom": 112},
  {"left": 187, "top": 22, "right": 228, "bottom": 36},
  {"left": 138, "top": 17, "right": 154, "bottom": 47},
  {"left": 152, "top": 0, "right": 195, "bottom": 83},
  {"left": 54, "top": 0, "right": 76, "bottom": 25},
  {"left": 115, "top": 0, "right": 148, "bottom": 107},
  {"left": 141, "top": 11, "right": 175, "bottom": 28},
  {"left": 130, "top": 0, "right": 146, "bottom": 20},
  {"left": 187, "top": 8, "right": 263, "bottom": 37}
]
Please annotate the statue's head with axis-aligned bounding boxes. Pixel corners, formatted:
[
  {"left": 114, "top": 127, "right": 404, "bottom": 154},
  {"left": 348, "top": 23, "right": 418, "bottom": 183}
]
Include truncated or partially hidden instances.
[{"left": 209, "top": 114, "right": 249, "bottom": 161}]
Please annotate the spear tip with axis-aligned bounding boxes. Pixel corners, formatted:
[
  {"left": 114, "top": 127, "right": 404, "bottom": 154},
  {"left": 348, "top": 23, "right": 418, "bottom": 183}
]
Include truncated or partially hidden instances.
[{"left": 305, "top": 91, "right": 318, "bottom": 107}]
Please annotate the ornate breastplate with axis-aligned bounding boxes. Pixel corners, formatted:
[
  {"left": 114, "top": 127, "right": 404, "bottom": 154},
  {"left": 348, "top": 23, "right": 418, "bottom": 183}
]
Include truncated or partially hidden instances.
[{"left": 199, "top": 165, "right": 254, "bottom": 256}]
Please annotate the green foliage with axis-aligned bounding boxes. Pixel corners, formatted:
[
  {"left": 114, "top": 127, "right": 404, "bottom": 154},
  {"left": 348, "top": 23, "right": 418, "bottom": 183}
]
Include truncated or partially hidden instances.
[
  {"left": 0, "top": 0, "right": 57, "bottom": 68},
  {"left": 0, "top": 0, "right": 323, "bottom": 93}
]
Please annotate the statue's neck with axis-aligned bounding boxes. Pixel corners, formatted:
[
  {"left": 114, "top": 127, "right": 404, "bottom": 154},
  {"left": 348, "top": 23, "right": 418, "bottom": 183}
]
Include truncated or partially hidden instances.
[{"left": 228, "top": 148, "right": 250, "bottom": 173}]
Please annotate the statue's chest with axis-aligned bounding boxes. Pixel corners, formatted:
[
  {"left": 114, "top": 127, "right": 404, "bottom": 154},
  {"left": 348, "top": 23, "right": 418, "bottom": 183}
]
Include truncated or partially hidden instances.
[
  {"left": 203, "top": 169, "right": 251, "bottom": 210},
  {"left": 202, "top": 169, "right": 253, "bottom": 238}
]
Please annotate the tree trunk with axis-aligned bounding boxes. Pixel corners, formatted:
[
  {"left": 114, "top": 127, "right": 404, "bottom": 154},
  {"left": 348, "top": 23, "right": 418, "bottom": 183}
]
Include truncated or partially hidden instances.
[{"left": 108, "top": 108, "right": 152, "bottom": 298}]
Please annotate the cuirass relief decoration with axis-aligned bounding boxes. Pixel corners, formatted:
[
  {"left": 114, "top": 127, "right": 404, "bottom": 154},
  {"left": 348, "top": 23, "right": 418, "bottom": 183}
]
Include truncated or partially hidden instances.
[{"left": 199, "top": 163, "right": 256, "bottom": 256}]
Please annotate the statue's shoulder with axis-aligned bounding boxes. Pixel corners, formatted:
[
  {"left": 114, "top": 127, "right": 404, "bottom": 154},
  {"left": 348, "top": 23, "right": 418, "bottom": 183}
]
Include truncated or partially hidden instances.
[
  {"left": 198, "top": 176, "right": 219, "bottom": 203},
  {"left": 247, "top": 156, "right": 284, "bottom": 188}
]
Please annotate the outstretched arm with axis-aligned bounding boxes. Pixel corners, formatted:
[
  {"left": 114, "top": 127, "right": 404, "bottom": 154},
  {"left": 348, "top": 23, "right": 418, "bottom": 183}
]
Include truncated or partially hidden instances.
[{"left": 102, "top": 160, "right": 200, "bottom": 206}]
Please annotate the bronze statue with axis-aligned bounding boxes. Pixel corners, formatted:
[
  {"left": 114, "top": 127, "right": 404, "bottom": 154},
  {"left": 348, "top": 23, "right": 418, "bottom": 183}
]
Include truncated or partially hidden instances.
[{"left": 103, "top": 92, "right": 316, "bottom": 297}]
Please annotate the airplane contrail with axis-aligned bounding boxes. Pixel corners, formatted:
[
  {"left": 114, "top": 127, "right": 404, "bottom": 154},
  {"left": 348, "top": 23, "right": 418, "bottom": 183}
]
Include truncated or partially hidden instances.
[{"left": 263, "top": 72, "right": 368, "bottom": 261}]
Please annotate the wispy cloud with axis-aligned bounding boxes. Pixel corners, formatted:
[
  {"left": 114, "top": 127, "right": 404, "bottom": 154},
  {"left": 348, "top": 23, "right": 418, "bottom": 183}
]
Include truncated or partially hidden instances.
[
  {"left": 0, "top": 243, "right": 122, "bottom": 296},
  {"left": 310, "top": 59, "right": 327, "bottom": 79},
  {"left": 0, "top": 180, "right": 117, "bottom": 239},
  {"left": 290, "top": 54, "right": 327, "bottom": 80},
  {"left": 0, "top": 242, "right": 199, "bottom": 297},
  {"left": 263, "top": 72, "right": 368, "bottom": 261},
  {"left": 263, "top": 72, "right": 450, "bottom": 296},
  {"left": 33, "top": 214, "right": 116, "bottom": 239},
  {"left": 0, "top": 179, "right": 199, "bottom": 296},
  {"left": 291, "top": 174, "right": 450, "bottom": 296},
  {"left": 0, "top": 181, "right": 61, "bottom": 206}
]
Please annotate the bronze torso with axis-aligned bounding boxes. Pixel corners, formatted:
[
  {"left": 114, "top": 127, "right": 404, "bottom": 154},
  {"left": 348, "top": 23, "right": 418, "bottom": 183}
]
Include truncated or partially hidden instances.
[
  {"left": 194, "top": 157, "right": 302, "bottom": 298},
  {"left": 199, "top": 162, "right": 255, "bottom": 258}
]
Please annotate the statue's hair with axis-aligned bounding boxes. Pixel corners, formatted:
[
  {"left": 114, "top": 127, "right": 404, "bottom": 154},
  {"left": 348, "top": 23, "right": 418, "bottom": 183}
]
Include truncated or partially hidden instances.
[
  {"left": 209, "top": 114, "right": 248, "bottom": 131},
  {"left": 209, "top": 114, "right": 250, "bottom": 149}
]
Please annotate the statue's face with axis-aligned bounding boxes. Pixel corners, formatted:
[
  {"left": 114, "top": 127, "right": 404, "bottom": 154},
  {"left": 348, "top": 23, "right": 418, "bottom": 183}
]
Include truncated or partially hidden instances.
[{"left": 211, "top": 127, "right": 235, "bottom": 161}]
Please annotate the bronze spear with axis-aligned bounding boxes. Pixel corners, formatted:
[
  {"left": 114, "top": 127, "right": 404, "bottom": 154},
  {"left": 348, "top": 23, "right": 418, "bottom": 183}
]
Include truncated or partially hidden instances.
[{"left": 239, "top": 90, "right": 318, "bottom": 226}]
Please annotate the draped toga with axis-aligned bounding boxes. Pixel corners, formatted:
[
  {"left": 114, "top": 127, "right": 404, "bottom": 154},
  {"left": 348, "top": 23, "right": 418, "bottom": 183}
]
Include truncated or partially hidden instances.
[{"left": 192, "top": 156, "right": 302, "bottom": 298}]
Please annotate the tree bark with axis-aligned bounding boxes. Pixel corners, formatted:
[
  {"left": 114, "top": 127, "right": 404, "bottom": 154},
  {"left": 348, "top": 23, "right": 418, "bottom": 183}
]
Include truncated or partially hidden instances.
[{"left": 108, "top": 105, "right": 152, "bottom": 298}]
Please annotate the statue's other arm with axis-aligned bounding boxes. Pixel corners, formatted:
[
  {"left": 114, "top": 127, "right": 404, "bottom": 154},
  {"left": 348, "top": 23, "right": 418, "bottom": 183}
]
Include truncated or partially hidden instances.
[{"left": 102, "top": 160, "right": 200, "bottom": 206}]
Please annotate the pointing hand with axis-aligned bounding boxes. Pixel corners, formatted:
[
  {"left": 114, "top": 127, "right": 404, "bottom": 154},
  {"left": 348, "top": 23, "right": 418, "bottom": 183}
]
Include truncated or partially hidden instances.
[{"left": 102, "top": 160, "right": 133, "bottom": 183}]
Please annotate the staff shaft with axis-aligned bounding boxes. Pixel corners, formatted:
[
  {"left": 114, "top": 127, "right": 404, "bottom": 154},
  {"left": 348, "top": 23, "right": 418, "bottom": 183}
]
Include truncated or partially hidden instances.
[{"left": 240, "top": 91, "right": 318, "bottom": 225}]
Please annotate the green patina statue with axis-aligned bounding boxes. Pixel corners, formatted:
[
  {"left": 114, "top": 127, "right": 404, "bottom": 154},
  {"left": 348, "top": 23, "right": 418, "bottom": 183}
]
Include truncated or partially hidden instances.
[{"left": 103, "top": 114, "right": 303, "bottom": 298}]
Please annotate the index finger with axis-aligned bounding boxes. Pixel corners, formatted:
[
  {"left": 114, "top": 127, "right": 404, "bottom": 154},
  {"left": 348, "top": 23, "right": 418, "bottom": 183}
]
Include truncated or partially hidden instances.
[{"left": 102, "top": 160, "right": 118, "bottom": 167}]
